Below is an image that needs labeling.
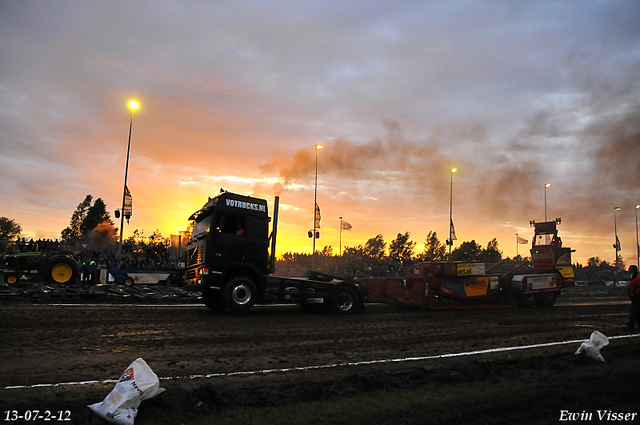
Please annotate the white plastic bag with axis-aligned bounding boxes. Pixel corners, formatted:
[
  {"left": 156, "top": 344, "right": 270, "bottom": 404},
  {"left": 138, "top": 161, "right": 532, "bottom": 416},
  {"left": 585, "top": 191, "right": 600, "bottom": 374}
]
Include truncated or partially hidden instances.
[
  {"left": 574, "top": 331, "right": 609, "bottom": 362},
  {"left": 89, "top": 358, "right": 165, "bottom": 425}
]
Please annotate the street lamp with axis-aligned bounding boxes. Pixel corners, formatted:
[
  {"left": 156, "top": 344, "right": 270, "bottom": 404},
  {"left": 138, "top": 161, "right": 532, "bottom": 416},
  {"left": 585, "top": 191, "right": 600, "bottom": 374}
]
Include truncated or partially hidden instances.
[
  {"left": 544, "top": 183, "right": 551, "bottom": 221},
  {"left": 447, "top": 167, "right": 457, "bottom": 261},
  {"left": 636, "top": 205, "right": 640, "bottom": 267},
  {"left": 614, "top": 207, "right": 621, "bottom": 282},
  {"left": 312, "top": 143, "right": 323, "bottom": 268},
  {"left": 116, "top": 100, "right": 139, "bottom": 269},
  {"left": 340, "top": 217, "right": 342, "bottom": 257}
]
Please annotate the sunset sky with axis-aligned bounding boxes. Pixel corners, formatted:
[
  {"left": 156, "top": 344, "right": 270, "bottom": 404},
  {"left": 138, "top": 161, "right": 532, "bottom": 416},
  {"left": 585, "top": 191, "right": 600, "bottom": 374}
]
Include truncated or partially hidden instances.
[{"left": 1, "top": 1, "right": 639, "bottom": 266}]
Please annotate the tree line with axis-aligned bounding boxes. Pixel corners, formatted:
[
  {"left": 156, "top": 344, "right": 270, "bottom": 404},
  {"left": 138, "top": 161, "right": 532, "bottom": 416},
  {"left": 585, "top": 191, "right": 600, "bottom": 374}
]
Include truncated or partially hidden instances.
[{"left": 276, "top": 231, "right": 506, "bottom": 279}]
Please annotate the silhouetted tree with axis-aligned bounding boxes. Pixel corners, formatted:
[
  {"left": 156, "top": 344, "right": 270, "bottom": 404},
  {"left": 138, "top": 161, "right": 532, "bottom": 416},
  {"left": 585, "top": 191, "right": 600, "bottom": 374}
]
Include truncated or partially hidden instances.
[
  {"left": 61, "top": 195, "right": 93, "bottom": 242},
  {"left": 451, "top": 240, "right": 482, "bottom": 261},
  {"left": 0, "top": 217, "right": 22, "bottom": 241},
  {"left": 418, "top": 231, "right": 446, "bottom": 261},
  {"left": 482, "top": 238, "right": 502, "bottom": 263},
  {"left": 81, "top": 198, "right": 113, "bottom": 235},
  {"left": 363, "top": 234, "right": 386, "bottom": 259},
  {"left": 389, "top": 232, "right": 416, "bottom": 265}
]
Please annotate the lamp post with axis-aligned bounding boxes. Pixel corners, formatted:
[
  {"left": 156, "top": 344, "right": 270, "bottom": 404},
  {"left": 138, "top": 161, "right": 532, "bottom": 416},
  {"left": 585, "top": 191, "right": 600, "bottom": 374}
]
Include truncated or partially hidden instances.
[
  {"left": 614, "top": 206, "right": 621, "bottom": 283},
  {"left": 544, "top": 183, "right": 551, "bottom": 221},
  {"left": 339, "top": 216, "right": 343, "bottom": 257},
  {"left": 116, "top": 100, "right": 139, "bottom": 269},
  {"left": 636, "top": 205, "right": 640, "bottom": 267},
  {"left": 312, "top": 143, "right": 323, "bottom": 268},
  {"left": 447, "top": 167, "right": 457, "bottom": 261}
]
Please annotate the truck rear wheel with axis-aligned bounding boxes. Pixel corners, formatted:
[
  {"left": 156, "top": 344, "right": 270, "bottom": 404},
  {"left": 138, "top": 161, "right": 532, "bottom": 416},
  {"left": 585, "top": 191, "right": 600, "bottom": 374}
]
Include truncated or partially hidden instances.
[
  {"left": 222, "top": 277, "right": 257, "bottom": 313},
  {"left": 330, "top": 285, "right": 359, "bottom": 314},
  {"left": 45, "top": 257, "right": 78, "bottom": 285},
  {"left": 203, "top": 287, "right": 225, "bottom": 313}
]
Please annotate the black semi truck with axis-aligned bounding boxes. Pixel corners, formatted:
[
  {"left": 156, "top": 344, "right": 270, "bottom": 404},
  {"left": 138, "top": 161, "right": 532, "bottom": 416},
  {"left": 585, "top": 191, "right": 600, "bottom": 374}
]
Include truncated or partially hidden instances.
[{"left": 183, "top": 190, "right": 364, "bottom": 314}]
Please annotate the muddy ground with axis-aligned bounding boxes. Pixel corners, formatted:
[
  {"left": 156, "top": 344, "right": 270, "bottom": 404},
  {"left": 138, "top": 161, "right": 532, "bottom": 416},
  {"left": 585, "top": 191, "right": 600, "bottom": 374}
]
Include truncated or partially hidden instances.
[{"left": 1, "top": 285, "right": 639, "bottom": 424}]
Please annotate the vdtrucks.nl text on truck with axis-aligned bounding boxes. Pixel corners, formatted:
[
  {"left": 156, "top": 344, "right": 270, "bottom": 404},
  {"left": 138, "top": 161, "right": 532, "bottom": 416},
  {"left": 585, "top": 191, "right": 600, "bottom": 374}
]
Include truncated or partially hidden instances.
[{"left": 183, "top": 190, "right": 365, "bottom": 314}]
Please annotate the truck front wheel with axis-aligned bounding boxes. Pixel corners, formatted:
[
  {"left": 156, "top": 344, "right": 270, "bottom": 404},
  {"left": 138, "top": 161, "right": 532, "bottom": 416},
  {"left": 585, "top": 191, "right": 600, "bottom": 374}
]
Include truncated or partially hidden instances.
[
  {"left": 222, "top": 277, "right": 257, "bottom": 313},
  {"left": 330, "top": 285, "right": 359, "bottom": 314}
]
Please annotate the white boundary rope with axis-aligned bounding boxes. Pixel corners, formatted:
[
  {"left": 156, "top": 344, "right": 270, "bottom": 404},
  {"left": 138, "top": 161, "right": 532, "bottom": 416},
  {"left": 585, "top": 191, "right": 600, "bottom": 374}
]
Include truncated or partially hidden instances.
[{"left": 5, "top": 333, "right": 638, "bottom": 390}]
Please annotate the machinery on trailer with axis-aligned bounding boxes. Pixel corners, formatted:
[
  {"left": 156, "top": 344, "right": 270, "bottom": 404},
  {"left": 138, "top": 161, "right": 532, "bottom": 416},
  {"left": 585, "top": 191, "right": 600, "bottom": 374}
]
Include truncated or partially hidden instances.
[
  {"left": 2, "top": 252, "right": 79, "bottom": 285},
  {"left": 183, "top": 190, "right": 364, "bottom": 314},
  {"left": 108, "top": 262, "right": 185, "bottom": 286},
  {"left": 366, "top": 218, "right": 574, "bottom": 309}
]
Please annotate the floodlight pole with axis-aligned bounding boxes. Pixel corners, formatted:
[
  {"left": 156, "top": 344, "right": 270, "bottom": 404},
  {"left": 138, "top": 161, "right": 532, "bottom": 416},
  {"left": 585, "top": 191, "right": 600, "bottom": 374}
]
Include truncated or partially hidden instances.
[
  {"left": 312, "top": 144, "right": 322, "bottom": 269},
  {"left": 116, "top": 102, "right": 138, "bottom": 269}
]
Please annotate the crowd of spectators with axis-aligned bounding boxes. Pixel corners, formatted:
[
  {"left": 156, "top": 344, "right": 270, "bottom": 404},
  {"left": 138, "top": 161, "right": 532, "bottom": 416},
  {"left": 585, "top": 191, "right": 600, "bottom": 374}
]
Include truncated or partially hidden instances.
[{"left": 2, "top": 237, "right": 180, "bottom": 272}]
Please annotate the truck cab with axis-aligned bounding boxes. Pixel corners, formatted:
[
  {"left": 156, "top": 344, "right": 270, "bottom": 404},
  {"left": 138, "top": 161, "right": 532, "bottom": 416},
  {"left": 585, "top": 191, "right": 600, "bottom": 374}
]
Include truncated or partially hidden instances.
[{"left": 185, "top": 191, "right": 270, "bottom": 290}]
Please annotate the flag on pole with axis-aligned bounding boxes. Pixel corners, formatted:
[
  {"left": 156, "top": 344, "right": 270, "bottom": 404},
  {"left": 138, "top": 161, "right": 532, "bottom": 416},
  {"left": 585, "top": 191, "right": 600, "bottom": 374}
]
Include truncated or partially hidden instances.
[
  {"left": 124, "top": 186, "right": 132, "bottom": 223},
  {"left": 342, "top": 221, "right": 352, "bottom": 231},
  {"left": 614, "top": 236, "right": 621, "bottom": 252},
  {"left": 449, "top": 219, "right": 457, "bottom": 241},
  {"left": 517, "top": 236, "right": 528, "bottom": 244},
  {"left": 315, "top": 203, "right": 321, "bottom": 229}
]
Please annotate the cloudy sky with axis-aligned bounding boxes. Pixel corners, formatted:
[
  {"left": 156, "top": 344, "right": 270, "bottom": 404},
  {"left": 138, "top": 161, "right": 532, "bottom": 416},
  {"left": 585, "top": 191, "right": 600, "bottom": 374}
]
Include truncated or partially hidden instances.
[{"left": 1, "top": 1, "right": 639, "bottom": 265}]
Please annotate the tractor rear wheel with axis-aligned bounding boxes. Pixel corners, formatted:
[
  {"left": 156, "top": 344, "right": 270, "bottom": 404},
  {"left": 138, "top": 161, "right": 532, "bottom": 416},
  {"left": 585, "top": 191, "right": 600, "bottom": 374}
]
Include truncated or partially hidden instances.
[{"left": 45, "top": 257, "right": 78, "bottom": 285}]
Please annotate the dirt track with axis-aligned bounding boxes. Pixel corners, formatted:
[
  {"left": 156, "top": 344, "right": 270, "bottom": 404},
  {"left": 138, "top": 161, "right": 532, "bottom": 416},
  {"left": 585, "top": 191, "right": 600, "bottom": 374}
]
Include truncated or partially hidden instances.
[{"left": 1, "top": 286, "right": 639, "bottom": 424}]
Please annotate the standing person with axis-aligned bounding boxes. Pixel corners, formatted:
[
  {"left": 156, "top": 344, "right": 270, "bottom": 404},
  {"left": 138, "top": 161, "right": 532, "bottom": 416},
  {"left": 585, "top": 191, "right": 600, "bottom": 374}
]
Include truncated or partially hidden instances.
[
  {"left": 624, "top": 265, "right": 640, "bottom": 332},
  {"left": 89, "top": 260, "right": 98, "bottom": 285},
  {"left": 82, "top": 260, "right": 90, "bottom": 287}
]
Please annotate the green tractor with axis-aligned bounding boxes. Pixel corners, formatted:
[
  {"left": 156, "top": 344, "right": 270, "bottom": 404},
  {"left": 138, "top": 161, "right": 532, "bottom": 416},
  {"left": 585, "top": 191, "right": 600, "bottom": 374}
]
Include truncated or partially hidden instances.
[{"left": 2, "top": 253, "right": 79, "bottom": 285}]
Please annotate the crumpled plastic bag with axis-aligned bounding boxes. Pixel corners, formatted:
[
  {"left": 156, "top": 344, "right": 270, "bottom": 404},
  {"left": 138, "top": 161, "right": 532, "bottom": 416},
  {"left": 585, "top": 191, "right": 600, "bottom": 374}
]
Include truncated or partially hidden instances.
[
  {"left": 574, "top": 331, "right": 609, "bottom": 362},
  {"left": 89, "top": 358, "right": 165, "bottom": 425}
]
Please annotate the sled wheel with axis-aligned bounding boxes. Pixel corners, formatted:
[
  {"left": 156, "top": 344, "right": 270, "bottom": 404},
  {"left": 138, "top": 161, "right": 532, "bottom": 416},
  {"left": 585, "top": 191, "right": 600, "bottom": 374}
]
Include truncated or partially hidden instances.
[
  {"left": 536, "top": 292, "right": 558, "bottom": 308},
  {"left": 518, "top": 292, "right": 537, "bottom": 308},
  {"left": 330, "top": 285, "right": 359, "bottom": 314},
  {"left": 45, "top": 257, "right": 78, "bottom": 285},
  {"left": 222, "top": 277, "right": 257, "bottom": 313}
]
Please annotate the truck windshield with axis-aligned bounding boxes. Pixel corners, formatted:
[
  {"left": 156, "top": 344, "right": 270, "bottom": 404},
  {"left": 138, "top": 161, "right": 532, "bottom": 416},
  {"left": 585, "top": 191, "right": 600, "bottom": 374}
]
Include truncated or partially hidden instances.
[{"left": 192, "top": 216, "right": 212, "bottom": 240}]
